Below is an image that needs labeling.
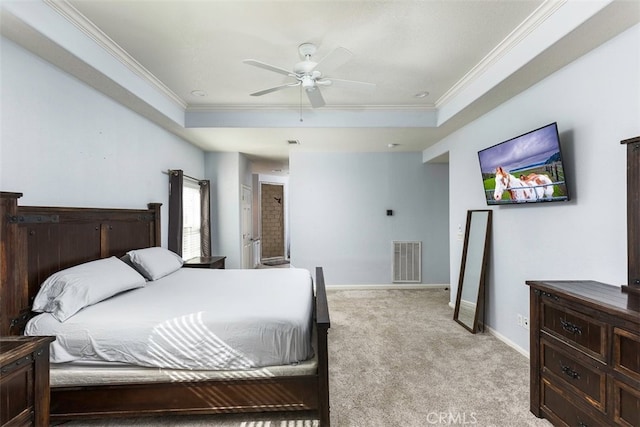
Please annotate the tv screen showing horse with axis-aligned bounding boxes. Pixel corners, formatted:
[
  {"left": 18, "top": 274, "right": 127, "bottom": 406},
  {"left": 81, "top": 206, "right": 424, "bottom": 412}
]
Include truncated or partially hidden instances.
[{"left": 478, "top": 122, "right": 570, "bottom": 205}]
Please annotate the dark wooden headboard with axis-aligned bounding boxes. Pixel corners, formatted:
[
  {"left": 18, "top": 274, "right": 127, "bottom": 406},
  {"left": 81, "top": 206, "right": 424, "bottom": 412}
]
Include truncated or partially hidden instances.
[{"left": 0, "top": 192, "right": 161, "bottom": 336}]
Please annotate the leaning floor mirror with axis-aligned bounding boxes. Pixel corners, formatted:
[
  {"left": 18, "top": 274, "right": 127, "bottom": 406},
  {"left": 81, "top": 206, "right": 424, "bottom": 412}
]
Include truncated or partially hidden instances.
[{"left": 454, "top": 209, "right": 492, "bottom": 333}]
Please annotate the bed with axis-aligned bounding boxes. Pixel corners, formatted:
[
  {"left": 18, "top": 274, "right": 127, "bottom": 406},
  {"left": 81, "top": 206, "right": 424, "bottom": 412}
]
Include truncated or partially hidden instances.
[{"left": 0, "top": 192, "right": 331, "bottom": 425}]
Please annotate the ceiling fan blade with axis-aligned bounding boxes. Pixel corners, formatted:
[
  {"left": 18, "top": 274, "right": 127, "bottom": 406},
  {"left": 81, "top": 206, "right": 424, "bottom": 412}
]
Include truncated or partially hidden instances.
[
  {"left": 306, "top": 87, "right": 326, "bottom": 108},
  {"left": 250, "top": 82, "right": 299, "bottom": 97},
  {"left": 323, "top": 78, "right": 376, "bottom": 91},
  {"left": 314, "top": 47, "right": 353, "bottom": 75},
  {"left": 243, "top": 59, "right": 294, "bottom": 77}
]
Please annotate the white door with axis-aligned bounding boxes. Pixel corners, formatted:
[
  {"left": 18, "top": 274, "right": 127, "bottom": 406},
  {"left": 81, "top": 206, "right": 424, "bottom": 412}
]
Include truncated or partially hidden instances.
[{"left": 241, "top": 185, "right": 253, "bottom": 269}]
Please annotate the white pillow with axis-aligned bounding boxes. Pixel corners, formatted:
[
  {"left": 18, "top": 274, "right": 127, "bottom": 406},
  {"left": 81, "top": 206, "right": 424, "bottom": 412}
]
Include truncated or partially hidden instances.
[
  {"left": 126, "top": 247, "right": 184, "bottom": 281},
  {"left": 32, "top": 256, "right": 146, "bottom": 322}
]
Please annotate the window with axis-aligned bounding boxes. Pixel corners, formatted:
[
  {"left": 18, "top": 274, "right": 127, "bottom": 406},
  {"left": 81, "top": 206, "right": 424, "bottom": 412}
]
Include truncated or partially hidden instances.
[
  {"left": 168, "top": 169, "right": 211, "bottom": 260},
  {"left": 182, "top": 181, "right": 201, "bottom": 260}
]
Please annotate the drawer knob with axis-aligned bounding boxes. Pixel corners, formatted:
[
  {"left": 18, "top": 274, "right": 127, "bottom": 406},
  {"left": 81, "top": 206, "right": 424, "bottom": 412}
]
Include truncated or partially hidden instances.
[
  {"left": 560, "top": 318, "right": 582, "bottom": 335},
  {"left": 560, "top": 364, "right": 581, "bottom": 380}
]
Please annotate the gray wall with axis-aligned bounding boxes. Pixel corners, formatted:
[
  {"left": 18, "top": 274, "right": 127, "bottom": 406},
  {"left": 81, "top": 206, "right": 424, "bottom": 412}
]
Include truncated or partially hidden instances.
[
  {"left": 290, "top": 151, "right": 449, "bottom": 285},
  {"left": 424, "top": 23, "right": 640, "bottom": 353},
  {"left": 0, "top": 37, "right": 204, "bottom": 248},
  {"left": 204, "top": 151, "right": 252, "bottom": 268}
]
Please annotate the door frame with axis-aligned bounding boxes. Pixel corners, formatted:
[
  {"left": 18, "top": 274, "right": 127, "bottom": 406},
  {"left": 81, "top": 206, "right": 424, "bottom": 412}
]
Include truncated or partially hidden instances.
[
  {"left": 240, "top": 185, "right": 253, "bottom": 269},
  {"left": 259, "top": 181, "right": 288, "bottom": 261}
]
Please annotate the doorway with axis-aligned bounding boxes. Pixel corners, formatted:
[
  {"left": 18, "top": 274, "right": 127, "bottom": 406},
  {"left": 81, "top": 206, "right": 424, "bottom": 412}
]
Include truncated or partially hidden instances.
[
  {"left": 241, "top": 185, "right": 253, "bottom": 269},
  {"left": 261, "top": 183, "right": 285, "bottom": 262}
]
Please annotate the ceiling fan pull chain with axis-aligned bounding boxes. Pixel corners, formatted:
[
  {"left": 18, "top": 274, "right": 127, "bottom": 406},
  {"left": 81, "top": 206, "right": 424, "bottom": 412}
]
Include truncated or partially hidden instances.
[{"left": 299, "top": 85, "right": 303, "bottom": 122}]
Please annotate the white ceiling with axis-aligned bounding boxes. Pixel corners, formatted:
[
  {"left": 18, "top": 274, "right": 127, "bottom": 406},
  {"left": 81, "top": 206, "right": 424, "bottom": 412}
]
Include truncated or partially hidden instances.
[{"left": 2, "top": 1, "right": 639, "bottom": 172}]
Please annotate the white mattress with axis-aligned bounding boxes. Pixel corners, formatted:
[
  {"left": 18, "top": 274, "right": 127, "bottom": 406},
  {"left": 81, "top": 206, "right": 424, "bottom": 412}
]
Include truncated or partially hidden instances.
[{"left": 25, "top": 268, "right": 314, "bottom": 370}]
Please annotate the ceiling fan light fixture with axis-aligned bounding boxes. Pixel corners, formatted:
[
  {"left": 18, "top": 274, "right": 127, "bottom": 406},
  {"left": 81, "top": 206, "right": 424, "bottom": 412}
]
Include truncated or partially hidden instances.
[
  {"left": 243, "top": 43, "right": 373, "bottom": 109},
  {"left": 294, "top": 60, "right": 317, "bottom": 74},
  {"left": 301, "top": 75, "right": 316, "bottom": 89}
]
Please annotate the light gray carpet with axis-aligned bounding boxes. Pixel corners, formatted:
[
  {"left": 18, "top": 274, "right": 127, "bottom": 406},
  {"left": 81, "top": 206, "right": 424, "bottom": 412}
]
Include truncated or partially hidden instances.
[
  {"left": 56, "top": 289, "right": 551, "bottom": 427},
  {"left": 326, "top": 289, "right": 551, "bottom": 427}
]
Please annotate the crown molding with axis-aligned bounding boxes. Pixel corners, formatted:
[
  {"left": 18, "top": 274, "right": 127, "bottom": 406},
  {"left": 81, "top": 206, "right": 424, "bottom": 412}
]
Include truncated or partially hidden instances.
[
  {"left": 436, "top": 0, "right": 566, "bottom": 108},
  {"left": 44, "top": 0, "right": 187, "bottom": 109},
  {"left": 185, "top": 104, "right": 437, "bottom": 112}
]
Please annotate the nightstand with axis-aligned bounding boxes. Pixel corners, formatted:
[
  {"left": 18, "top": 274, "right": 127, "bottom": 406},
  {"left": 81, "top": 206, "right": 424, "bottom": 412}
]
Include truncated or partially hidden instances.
[
  {"left": 1, "top": 336, "right": 55, "bottom": 427},
  {"left": 183, "top": 256, "right": 226, "bottom": 269}
]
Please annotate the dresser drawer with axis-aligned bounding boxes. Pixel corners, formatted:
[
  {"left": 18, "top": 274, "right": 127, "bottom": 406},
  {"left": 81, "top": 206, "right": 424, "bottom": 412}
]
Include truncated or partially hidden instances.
[
  {"left": 541, "top": 338, "right": 606, "bottom": 412},
  {"left": 528, "top": 279, "right": 640, "bottom": 427},
  {"left": 614, "top": 327, "right": 640, "bottom": 382},
  {"left": 542, "top": 302, "right": 606, "bottom": 361},
  {"left": 0, "top": 360, "right": 34, "bottom": 426},
  {"left": 613, "top": 379, "right": 640, "bottom": 427},
  {"left": 541, "top": 379, "right": 607, "bottom": 427},
  {"left": 0, "top": 336, "right": 54, "bottom": 427}
]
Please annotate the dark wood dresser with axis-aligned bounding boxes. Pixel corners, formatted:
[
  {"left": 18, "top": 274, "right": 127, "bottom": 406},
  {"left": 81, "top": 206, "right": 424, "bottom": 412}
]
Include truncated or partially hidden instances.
[
  {"left": 527, "top": 136, "right": 640, "bottom": 426},
  {"left": 1, "top": 336, "right": 55, "bottom": 427},
  {"left": 527, "top": 280, "right": 639, "bottom": 426}
]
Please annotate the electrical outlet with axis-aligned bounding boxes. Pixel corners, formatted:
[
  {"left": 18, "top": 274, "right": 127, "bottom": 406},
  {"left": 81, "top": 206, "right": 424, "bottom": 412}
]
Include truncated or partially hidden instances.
[
  {"left": 523, "top": 316, "right": 529, "bottom": 330},
  {"left": 517, "top": 314, "right": 523, "bottom": 327}
]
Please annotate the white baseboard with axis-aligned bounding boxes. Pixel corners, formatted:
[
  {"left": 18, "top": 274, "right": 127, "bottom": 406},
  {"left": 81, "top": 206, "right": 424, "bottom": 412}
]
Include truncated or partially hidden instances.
[
  {"left": 326, "top": 283, "right": 449, "bottom": 291},
  {"left": 485, "top": 324, "right": 530, "bottom": 359},
  {"left": 446, "top": 303, "right": 529, "bottom": 358}
]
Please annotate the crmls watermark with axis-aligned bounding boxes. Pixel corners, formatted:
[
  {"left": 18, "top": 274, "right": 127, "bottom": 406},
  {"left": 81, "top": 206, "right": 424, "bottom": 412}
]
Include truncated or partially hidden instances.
[{"left": 425, "top": 411, "right": 478, "bottom": 425}]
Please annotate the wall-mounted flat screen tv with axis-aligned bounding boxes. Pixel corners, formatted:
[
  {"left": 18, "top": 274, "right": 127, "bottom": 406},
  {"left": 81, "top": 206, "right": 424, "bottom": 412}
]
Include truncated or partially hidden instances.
[{"left": 478, "top": 122, "right": 570, "bottom": 205}]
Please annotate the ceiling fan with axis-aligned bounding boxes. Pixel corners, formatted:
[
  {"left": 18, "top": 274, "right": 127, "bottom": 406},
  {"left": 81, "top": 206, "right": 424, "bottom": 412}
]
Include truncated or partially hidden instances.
[{"left": 243, "top": 43, "right": 376, "bottom": 108}]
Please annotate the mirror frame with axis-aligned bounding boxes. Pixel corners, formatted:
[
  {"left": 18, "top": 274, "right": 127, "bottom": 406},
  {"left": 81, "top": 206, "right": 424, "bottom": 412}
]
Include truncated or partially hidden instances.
[{"left": 453, "top": 209, "right": 492, "bottom": 333}]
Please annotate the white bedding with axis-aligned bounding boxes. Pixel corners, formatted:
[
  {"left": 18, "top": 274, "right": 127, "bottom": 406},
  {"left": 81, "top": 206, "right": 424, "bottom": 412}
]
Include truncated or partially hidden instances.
[{"left": 25, "top": 268, "right": 314, "bottom": 370}]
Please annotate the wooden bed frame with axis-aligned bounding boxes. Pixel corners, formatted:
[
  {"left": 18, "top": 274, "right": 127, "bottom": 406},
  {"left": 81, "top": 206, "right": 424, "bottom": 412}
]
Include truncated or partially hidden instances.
[{"left": 0, "top": 192, "right": 331, "bottom": 425}]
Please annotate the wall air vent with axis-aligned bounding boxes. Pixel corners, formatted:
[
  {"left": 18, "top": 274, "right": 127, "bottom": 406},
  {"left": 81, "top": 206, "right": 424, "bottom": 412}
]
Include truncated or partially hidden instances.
[{"left": 392, "top": 241, "right": 422, "bottom": 283}]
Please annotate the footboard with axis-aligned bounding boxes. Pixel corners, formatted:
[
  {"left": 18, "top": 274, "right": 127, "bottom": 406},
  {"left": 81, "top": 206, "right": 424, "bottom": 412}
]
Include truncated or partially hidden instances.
[{"left": 315, "top": 267, "right": 331, "bottom": 426}]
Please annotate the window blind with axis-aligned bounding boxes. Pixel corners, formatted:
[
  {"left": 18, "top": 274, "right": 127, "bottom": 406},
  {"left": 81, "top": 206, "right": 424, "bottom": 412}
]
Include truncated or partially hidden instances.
[{"left": 182, "top": 181, "right": 201, "bottom": 260}]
